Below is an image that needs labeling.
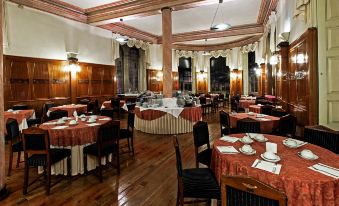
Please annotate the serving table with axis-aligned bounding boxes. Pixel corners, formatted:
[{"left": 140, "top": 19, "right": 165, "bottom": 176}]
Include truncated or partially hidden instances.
[
  {"left": 211, "top": 133, "right": 339, "bottom": 206},
  {"left": 48, "top": 104, "right": 87, "bottom": 117},
  {"left": 39, "top": 116, "right": 111, "bottom": 175},
  {"left": 4, "top": 109, "right": 36, "bottom": 132},
  {"left": 229, "top": 113, "right": 279, "bottom": 133},
  {"left": 101, "top": 100, "right": 128, "bottom": 111},
  {"left": 134, "top": 106, "right": 202, "bottom": 134}
]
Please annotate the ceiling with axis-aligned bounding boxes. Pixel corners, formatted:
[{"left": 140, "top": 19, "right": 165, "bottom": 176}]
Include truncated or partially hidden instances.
[
  {"left": 123, "top": 0, "right": 261, "bottom": 36},
  {"left": 10, "top": 0, "right": 278, "bottom": 50}
]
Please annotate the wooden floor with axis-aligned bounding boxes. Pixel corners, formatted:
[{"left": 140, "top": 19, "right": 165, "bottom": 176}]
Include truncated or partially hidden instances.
[{"left": 2, "top": 107, "right": 227, "bottom": 206}]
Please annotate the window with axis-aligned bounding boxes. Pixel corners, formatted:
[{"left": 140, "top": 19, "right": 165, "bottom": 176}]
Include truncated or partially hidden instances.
[
  {"left": 128, "top": 48, "right": 139, "bottom": 91},
  {"left": 115, "top": 48, "right": 124, "bottom": 94},
  {"left": 248, "top": 51, "right": 258, "bottom": 94},
  {"left": 178, "top": 57, "right": 192, "bottom": 91},
  {"left": 210, "top": 57, "right": 230, "bottom": 92}
]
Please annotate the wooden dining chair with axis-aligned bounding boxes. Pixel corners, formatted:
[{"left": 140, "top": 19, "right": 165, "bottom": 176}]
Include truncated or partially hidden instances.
[
  {"left": 277, "top": 114, "right": 297, "bottom": 138},
  {"left": 173, "top": 136, "right": 220, "bottom": 206},
  {"left": 219, "top": 110, "right": 233, "bottom": 135},
  {"left": 261, "top": 105, "right": 274, "bottom": 115},
  {"left": 22, "top": 127, "right": 71, "bottom": 195},
  {"left": 48, "top": 109, "right": 68, "bottom": 121},
  {"left": 5, "top": 118, "right": 23, "bottom": 176},
  {"left": 237, "top": 118, "right": 261, "bottom": 133},
  {"left": 304, "top": 125, "right": 339, "bottom": 154},
  {"left": 83, "top": 120, "right": 120, "bottom": 182},
  {"left": 111, "top": 98, "right": 121, "bottom": 119},
  {"left": 193, "top": 121, "right": 212, "bottom": 168},
  {"left": 13, "top": 104, "right": 29, "bottom": 110},
  {"left": 120, "top": 112, "right": 135, "bottom": 156},
  {"left": 100, "top": 108, "right": 114, "bottom": 119},
  {"left": 221, "top": 175, "right": 287, "bottom": 206}
]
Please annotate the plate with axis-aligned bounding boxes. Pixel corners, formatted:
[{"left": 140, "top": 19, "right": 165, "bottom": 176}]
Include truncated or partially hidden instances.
[
  {"left": 69, "top": 123, "right": 78, "bottom": 126},
  {"left": 87, "top": 120, "right": 96, "bottom": 123},
  {"left": 239, "top": 148, "right": 256, "bottom": 155},
  {"left": 297, "top": 152, "right": 319, "bottom": 161},
  {"left": 239, "top": 138, "right": 254, "bottom": 144},
  {"left": 254, "top": 137, "right": 268, "bottom": 142},
  {"left": 282, "top": 140, "right": 299, "bottom": 148},
  {"left": 260, "top": 154, "right": 281, "bottom": 163}
]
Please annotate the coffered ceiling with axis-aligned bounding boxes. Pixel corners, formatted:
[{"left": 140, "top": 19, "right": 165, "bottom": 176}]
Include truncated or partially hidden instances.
[{"left": 9, "top": 0, "right": 278, "bottom": 50}]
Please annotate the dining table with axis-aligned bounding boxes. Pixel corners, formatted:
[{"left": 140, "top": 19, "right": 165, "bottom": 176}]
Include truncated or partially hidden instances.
[
  {"left": 101, "top": 100, "right": 128, "bottom": 111},
  {"left": 249, "top": 105, "right": 262, "bottom": 113},
  {"left": 239, "top": 99, "right": 256, "bottom": 109},
  {"left": 39, "top": 116, "right": 111, "bottom": 176},
  {"left": 4, "top": 109, "right": 36, "bottom": 133},
  {"left": 47, "top": 104, "right": 87, "bottom": 117},
  {"left": 229, "top": 112, "right": 280, "bottom": 133},
  {"left": 211, "top": 133, "right": 339, "bottom": 206}
]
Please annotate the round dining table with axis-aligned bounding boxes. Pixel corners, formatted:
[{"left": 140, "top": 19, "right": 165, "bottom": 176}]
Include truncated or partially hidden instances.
[
  {"left": 211, "top": 133, "right": 339, "bottom": 206},
  {"left": 229, "top": 113, "right": 280, "bottom": 133},
  {"left": 48, "top": 104, "right": 87, "bottom": 117},
  {"left": 4, "top": 109, "right": 36, "bottom": 133},
  {"left": 39, "top": 116, "right": 111, "bottom": 176},
  {"left": 134, "top": 105, "right": 202, "bottom": 134},
  {"left": 239, "top": 99, "right": 256, "bottom": 109},
  {"left": 249, "top": 105, "right": 262, "bottom": 113}
]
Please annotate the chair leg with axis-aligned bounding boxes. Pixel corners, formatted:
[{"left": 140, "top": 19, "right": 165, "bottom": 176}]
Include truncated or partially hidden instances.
[
  {"left": 116, "top": 149, "right": 120, "bottom": 175},
  {"left": 98, "top": 155, "right": 103, "bottom": 183},
  {"left": 67, "top": 156, "right": 71, "bottom": 177},
  {"left": 176, "top": 185, "right": 180, "bottom": 206},
  {"left": 46, "top": 164, "right": 51, "bottom": 195},
  {"left": 127, "top": 137, "right": 131, "bottom": 152},
  {"left": 7, "top": 147, "right": 13, "bottom": 176},
  {"left": 83, "top": 153, "right": 88, "bottom": 174},
  {"left": 16, "top": 151, "right": 21, "bottom": 168},
  {"left": 23, "top": 163, "right": 29, "bottom": 195},
  {"left": 131, "top": 136, "right": 135, "bottom": 156}
]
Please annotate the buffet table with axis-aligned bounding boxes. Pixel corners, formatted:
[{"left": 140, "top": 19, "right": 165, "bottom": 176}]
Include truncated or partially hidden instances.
[
  {"left": 134, "top": 106, "right": 202, "bottom": 134},
  {"left": 39, "top": 116, "right": 111, "bottom": 176},
  {"left": 211, "top": 134, "right": 339, "bottom": 206}
]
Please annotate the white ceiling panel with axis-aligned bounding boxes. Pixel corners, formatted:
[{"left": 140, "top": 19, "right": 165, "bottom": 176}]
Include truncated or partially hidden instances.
[{"left": 61, "top": 0, "right": 120, "bottom": 9}]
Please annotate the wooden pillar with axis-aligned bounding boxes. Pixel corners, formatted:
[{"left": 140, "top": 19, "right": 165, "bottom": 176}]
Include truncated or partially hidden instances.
[
  {"left": 278, "top": 42, "right": 289, "bottom": 108},
  {"left": 161, "top": 7, "right": 173, "bottom": 97},
  {"left": 0, "top": 0, "right": 9, "bottom": 200}
]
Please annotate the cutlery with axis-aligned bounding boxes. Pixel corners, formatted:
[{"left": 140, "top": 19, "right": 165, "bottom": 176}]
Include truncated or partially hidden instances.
[
  {"left": 272, "top": 164, "right": 277, "bottom": 173},
  {"left": 312, "top": 166, "right": 339, "bottom": 178},
  {"left": 318, "top": 163, "right": 339, "bottom": 172},
  {"left": 253, "top": 160, "right": 261, "bottom": 168}
]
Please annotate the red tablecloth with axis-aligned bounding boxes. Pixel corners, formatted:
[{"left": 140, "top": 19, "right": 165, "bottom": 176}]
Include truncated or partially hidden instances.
[
  {"left": 39, "top": 116, "right": 111, "bottom": 147},
  {"left": 102, "top": 100, "right": 126, "bottom": 109},
  {"left": 229, "top": 113, "right": 279, "bottom": 133},
  {"left": 239, "top": 100, "right": 256, "bottom": 108},
  {"left": 49, "top": 105, "right": 87, "bottom": 117},
  {"left": 4, "top": 110, "right": 35, "bottom": 126},
  {"left": 134, "top": 106, "right": 202, "bottom": 122},
  {"left": 249, "top": 105, "right": 262, "bottom": 113},
  {"left": 265, "top": 95, "right": 277, "bottom": 101},
  {"left": 211, "top": 134, "right": 339, "bottom": 206}
]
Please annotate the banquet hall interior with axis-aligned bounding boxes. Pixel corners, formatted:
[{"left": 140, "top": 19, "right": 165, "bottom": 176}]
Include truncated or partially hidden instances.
[{"left": 0, "top": 0, "right": 338, "bottom": 205}]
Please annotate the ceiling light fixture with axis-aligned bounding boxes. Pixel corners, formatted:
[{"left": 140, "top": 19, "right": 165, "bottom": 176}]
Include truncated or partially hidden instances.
[{"left": 210, "top": 0, "right": 231, "bottom": 31}]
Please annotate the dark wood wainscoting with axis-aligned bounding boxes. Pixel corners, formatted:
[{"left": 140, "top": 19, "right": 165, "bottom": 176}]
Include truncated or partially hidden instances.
[
  {"left": 4, "top": 55, "right": 116, "bottom": 117},
  {"left": 147, "top": 70, "right": 178, "bottom": 92},
  {"left": 275, "top": 28, "right": 318, "bottom": 127}
]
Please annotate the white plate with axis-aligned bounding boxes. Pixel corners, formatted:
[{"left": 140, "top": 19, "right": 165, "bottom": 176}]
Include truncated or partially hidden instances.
[
  {"left": 254, "top": 137, "right": 268, "bottom": 142},
  {"left": 282, "top": 140, "right": 299, "bottom": 148},
  {"left": 298, "top": 152, "right": 319, "bottom": 161},
  {"left": 87, "top": 120, "right": 96, "bottom": 123},
  {"left": 239, "top": 148, "right": 256, "bottom": 155},
  {"left": 69, "top": 123, "right": 78, "bottom": 126},
  {"left": 239, "top": 138, "right": 254, "bottom": 144},
  {"left": 260, "top": 154, "right": 281, "bottom": 163}
]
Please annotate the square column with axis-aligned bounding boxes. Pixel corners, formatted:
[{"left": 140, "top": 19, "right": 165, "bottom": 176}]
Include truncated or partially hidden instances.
[{"left": 162, "top": 7, "right": 173, "bottom": 97}]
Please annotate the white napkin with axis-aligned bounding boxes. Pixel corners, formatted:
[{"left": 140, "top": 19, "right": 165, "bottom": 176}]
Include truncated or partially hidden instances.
[
  {"left": 43, "top": 122, "right": 57, "bottom": 125},
  {"left": 216, "top": 146, "right": 239, "bottom": 154},
  {"left": 252, "top": 159, "right": 282, "bottom": 175},
  {"left": 73, "top": 110, "right": 78, "bottom": 117},
  {"left": 98, "top": 117, "right": 111, "bottom": 121},
  {"left": 286, "top": 138, "right": 307, "bottom": 147},
  {"left": 309, "top": 163, "right": 339, "bottom": 179},
  {"left": 266, "top": 142, "right": 277, "bottom": 153},
  {"left": 86, "top": 123, "right": 101, "bottom": 127},
  {"left": 220, "top": 136, "right": 239, "bottom": 143},
  {"left": 52, "top": 125, "right": 69, "bottom": 130}
]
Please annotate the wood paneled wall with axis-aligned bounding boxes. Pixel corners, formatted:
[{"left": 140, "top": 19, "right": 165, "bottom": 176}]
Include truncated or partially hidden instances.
[
  {"left": 196, "top": 73, "right": 208, "bottom": 94},
  {"left": 4, "top": 55, "right": 116, "bottom": 117},
  {"left": 147, "top": 70, "right": 178, "bottom": 92},
  {"left": 275, "top": 28, "right": 318, "bottom": 126},
  {"left": 230, "top": 69, "right": 242, "bottom": 96}
]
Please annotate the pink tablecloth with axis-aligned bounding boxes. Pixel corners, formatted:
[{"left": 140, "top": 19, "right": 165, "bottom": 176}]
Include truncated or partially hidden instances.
[
  {"left": 229, "top": 113, "right": 279, "bottom": 133},
  {"left": 239, "top": 100, "right": 256, "bottom": 109},
  {"left": 249, "top": 105, "right": 262, "bottom": 113},
  {"left": 39, "top": 116, "right": 111, "bottom": 147},
  {"left": 48, "top": 105, "right": 87, "bottom": 117},
  {"left": 211, "top": 134, "right": 339, "bottom": 206}
]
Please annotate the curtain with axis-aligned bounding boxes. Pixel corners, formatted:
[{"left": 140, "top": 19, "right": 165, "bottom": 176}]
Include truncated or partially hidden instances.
[
  {"left": 138, "top": 50, "right": 147, "bottom": 91},
  {"left": 112, "top": 39, "right": 120, "bottom": 65},
  {"left": 294, "top": 0, "right": 311, "bottom": 23}
]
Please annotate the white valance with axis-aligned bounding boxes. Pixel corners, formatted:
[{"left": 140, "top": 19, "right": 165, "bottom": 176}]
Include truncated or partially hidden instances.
[
  {"left": 240, "top": 42, "right": 258, "bottom": 53},
  {"left": 176, "top": 50, "right": 198, "bottom": 58}
]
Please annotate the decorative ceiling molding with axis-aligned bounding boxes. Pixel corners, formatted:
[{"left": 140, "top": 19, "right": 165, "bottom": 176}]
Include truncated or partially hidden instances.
[
  {"left": 99, "top": 23, "right": 158, "bottom": 43},
  {"left": 257, "top": 0, "right": 279, "bottom": 24},
  {"left": 173, "top": 35, "right": 261, "bottom": 51},
  {"left": 9, "top": 0, "right": 87, "bottom": 23},
  {"left": 86, "top": 0, "right": 218, "bottom": 25},
  {"left": 162, "top": 24, "right": 263, "bottom": 44}
]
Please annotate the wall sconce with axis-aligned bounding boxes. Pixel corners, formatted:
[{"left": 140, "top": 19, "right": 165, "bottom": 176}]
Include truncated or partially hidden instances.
[
  {"left": 156, "top": 71, "right": 163, "bottom": 81},
  {"left": 64, "top": 52, "right": 80, "bottom": 73},
  {"left": 230, "top": 69, "right": 241, "bottom": 79},
  {"left": 292, "top": 53, "right": 308, "bottom": 64},
  {"left": 269, "top": 54, "right": 279, "bottom": 65},
  {"left": 255, "top": 68, "right": 262, "bottom": 76}
]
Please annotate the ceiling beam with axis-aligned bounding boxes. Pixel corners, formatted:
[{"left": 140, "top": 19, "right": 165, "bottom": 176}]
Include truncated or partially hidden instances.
[
  {"left": 159, "top": 24, "right": 263, "bottom": 44},
  {"left": 87, "top": 0, "right": 218, "bottom": 25},
  {"left": 9, "top": 0, "right": 87, "bottom": 23},
  {"left": 257, "top": 0, "right": 279, "bottom": 24},
  {"left": 99, "top": 23, "right": 159, "bottom": 43},
  {"left": 173, "top": 35, "right": 261, "bottom": 51}
]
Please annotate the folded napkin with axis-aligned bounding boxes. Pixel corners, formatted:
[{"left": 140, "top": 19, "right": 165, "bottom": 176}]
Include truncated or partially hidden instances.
[
  {"left": 220, "top": 136, "right": 239, "bottom": 143},
  {"left": 52, "top": 125, "right": 69, "bottom": 130},
  {"left": 98, "top": 117, "right": 111, "bottom": 121},
  {"left": 216, "top": 146, "right": 239, "bottom": 154},
  {"left": 309, "top": 163, "right": 339, "bottom": 179},
  {"left": 43, "top": 122, "right": 57, "bottom": 125},
  {"left": 86, "top": 123, "right": 101, "bottom": 127},
  {"left": 252, "top": 159, "right": 282, "bottom": 175},
  {"left": 73, "top": 110, "right": 78, "bottom": 117}
]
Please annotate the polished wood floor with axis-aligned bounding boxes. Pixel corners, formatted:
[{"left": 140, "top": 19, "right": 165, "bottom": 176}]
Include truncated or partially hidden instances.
[{"left": 2, "top": 108, "right": 227, "bottom": 206}]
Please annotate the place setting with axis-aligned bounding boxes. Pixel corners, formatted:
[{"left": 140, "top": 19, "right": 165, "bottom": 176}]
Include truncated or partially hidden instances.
[
  {"left": 251, "top": 142, "right": 282, "bottom": 174},
  {"left": 283, "top": 138, "right": 307, "bottom": 148}
]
